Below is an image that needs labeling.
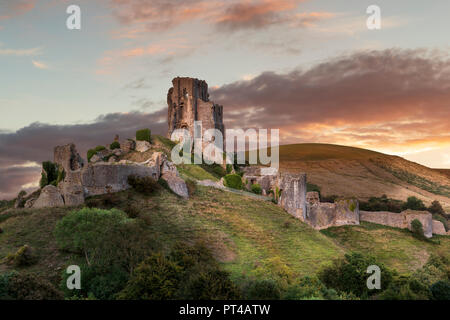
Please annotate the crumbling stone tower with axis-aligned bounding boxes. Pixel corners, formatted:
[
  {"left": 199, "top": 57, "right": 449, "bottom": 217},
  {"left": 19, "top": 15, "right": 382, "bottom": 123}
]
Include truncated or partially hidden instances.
[{"left": 167, "top": 77, "right": 224, "bottom": 148}]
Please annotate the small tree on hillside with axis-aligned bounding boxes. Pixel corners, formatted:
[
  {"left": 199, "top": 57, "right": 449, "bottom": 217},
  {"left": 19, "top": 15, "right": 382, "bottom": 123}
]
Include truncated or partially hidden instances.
[
  {"left": 428, "top": 200, "right": 445, "bottom": 215},
  {"left": 404, "top": 196, "right": 426, "bottom": 211}
]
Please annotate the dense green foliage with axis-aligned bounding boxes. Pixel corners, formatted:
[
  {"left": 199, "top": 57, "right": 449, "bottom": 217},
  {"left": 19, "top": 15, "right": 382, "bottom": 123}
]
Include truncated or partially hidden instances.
[
  {"left": 242, "top": 279, "right": 281, "bottom": 300},
  {"left": 40, "top": 161, "right": 59, "bottom": 188},
  {"left": 55, "top": 208, "right": 154, "bottom": 271},
  {"left": 318, "top": 252, "right": 394, "bottom": 297},
  {"left": 411, "top": 219, "right": 425, "bottom": 240},
  {"left": 405, "top": 196, "right": 426, "bottom": 211},
  {"left": 430, "top": 281, "right": 450, "bottom": 300},
  {"left": 110, "top": 141, "right": 121, "bottom": 150},
  {"left": 117, "top": 252, "right": 182, "bottom": 300},
  {"left": 136, "top": 128, "right": 151, "bottom": 142},
  {"left": 1, "top": 272, "right": 62, "bottom": 300},
  {"left": 428, "top": 200, "right": 445, "bottom": 215},
  {"left": 250, "top": 183, "right": 262, "bottom": 195},
  {"left": 283, "top": 276, "right": 339, "bottom": 300},
  {"left": 223, "top": 174, "right": 243, "bottom": 190},
  {"left": 118, "top": 243, "right": 240, "bottom": 300},
  {"left": 87, "top": 145, "right": 106, "bottom": 162},
  {"left": 379, "top": 254, "right": 449, "bottom": 300},
  {"left": 306, "top": 183, "right": 321, "bottom": 195},
  {"left": 359, "top": 195, "right": 405, "bottom": 213}
]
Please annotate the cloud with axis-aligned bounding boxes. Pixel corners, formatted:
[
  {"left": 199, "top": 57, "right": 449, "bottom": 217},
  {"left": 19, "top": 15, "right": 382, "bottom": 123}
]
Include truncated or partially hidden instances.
[
  {"left": 96, "top": 37, "right": 193, "bottom": 74},
  {"left": 123, "top": 77, "right": 150, "bottom": 90},
  {"left": 211, "top": 48, "right": 450, "bottom": 153},
  {"left": 0, "top": 109, "right": 167, "bottom": 199},
  {"left": 32, "top": 60, "right": 48, "bottom": 69},
  {"left": 107, "top": 0, "right": 331, "bottom": 33},
  {"left": 0, "top": 0, "right": 36, "bottom": 20},
  {"left": 0, "top": 46, "right": 43, "bottom": 56}
]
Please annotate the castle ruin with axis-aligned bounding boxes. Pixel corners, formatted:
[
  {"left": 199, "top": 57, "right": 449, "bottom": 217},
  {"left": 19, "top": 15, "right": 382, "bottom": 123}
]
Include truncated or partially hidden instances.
[{"left": 167, "top": 77, "right": 225, "bottom": 149}]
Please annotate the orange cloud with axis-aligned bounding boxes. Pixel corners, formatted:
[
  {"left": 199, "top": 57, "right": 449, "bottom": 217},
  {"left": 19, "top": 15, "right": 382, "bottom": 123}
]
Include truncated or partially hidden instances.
[
  {"left": 108, "top": 0, "right": 331, "bottom": 33},
  {"left": 211, "top": 49, "right": 450, "bottom": 161}
]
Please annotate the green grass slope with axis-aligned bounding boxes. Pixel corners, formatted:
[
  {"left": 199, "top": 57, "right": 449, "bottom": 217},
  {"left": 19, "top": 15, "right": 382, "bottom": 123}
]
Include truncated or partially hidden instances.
[
  {"left": 1, "top": 185, "right": 448, "bottom": 288},
  {"left": 321, "top": 222, "right": 450, "bottom": 275}
]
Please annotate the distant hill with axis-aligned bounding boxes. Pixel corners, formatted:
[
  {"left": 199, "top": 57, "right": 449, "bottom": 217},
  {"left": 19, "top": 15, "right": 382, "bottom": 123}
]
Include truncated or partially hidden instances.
[
  {"left": 276, "top": 143, "right": 450, "bottom": 210},
  {"left": 435, "top": 169, "right": 450, "bottom": 179}
]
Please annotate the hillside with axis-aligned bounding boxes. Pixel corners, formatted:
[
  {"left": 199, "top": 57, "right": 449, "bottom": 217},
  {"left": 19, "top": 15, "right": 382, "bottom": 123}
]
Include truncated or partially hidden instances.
[
  {"left": 1, "top": 183, "right": 449, "bottom": 291},
  {"left": 276, "top": 144, "right": 450, "bottom": 210}
]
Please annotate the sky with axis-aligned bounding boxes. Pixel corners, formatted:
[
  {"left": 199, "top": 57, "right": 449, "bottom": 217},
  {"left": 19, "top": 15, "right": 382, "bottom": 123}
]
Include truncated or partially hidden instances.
[{"left": 0, "top": 0, "right": 449, "bottom": 199}]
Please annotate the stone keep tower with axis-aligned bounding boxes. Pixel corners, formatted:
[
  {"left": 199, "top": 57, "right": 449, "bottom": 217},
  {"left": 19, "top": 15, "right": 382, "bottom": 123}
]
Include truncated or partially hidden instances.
[{"left": 167, "top": 77, "right": 224, "bottom": 148}]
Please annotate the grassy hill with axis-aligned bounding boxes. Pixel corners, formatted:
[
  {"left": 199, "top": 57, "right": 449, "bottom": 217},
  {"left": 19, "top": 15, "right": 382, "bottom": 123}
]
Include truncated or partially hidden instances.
[
  {"left": 275, "top": 143, "right": 450, "bottom": 210},
  {"left": 1, "top": 182, "right": 448, "bottom": 292},
  {"left": 1, "top": 138, "right": 449, "bottom": 299}
]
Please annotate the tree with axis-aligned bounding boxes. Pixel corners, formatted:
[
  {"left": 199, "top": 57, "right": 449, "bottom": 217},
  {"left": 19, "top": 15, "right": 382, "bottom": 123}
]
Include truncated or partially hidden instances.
[
  {"left": 318, "top": 252, "right": 393, "bottom": 297},
  {"left": 54, "top": 208, "right": 129, "bottom": 266},
  {"left": 117, "top": 253, "right": 182, "bottom": 300},
  {"left": 428, "top": 200, "right": 445, "bottom": 215},
  {"left": 404, "top": 196, "right": 426, "bottom": 211}
]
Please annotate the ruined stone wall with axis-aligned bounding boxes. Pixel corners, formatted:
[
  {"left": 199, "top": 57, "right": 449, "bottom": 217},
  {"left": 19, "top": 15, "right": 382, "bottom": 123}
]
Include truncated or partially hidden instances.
[
  {"left": 305, "top": 199, "right": 359, "bottom": 230},
  {"left": 80, "top": 163, "right": 160, "bottom": 197},
  {"left": 360, "top": 210, "right": 433, "bottom": 238},
  {"left": 432, "top": 220, "right": 447, "bottom": 235},
  {"left": 54, "top": 143, "right": 84, "bottom": 172},
  {"left": 278, "top": 172, "right": 307, "bottom": 220}
]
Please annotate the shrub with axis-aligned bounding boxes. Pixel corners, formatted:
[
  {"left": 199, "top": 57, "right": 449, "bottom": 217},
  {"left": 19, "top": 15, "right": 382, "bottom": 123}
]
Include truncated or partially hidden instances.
[
  {"left": 411, "top": 219, "right": 425, "bottom": 240},
  {"left": 117, "top": 253, "right": 182, "bottom": 300},
  {"left": 306, "top": 183, "right": 321, "bottom": 195},
  {"left": 318, "top": 252, "right": 393, "bottom": 297},
  {"left": 128, "top": 175, "right": 160, "bottom": 195},
  {"left": 283, "top": 276, "right": 337, "bottom": 300},
  {"left": 223, "top": 174, "right": 243, "bottom": 190},
  {"left": 430, "top": 281, "right": 450, "bottom": 300},
  {"left": 404, "top": 196, "right": 426, "bottom": 211},
  {"left": 428, "top": 200, "right": 445, "bottom": 215},
  {"left": 136, "top": 128, "right": 151, "bottom": 143},
  {"left": 251, "top": 183, "right": 262, "bottom": 195},
  {"left": 125, "top": 203, "right": 141, "bottom": 219},
  {"left": 61, "top": 264, "right": 128, "bottom": 300},
  {"left": 56, "top": 168, "right": 65, "bottom": 185},
  {"left": 179, "top": 268, "right": 241, "bottom": 300},
  {"left": 242, "top": 279, "right": 281, "bottom": 300},
  {"left": 412, "top": 254, "right": 449, "bottom": 287},
  {"left": 110, "top": 141, "right": 121, "bottom": 150},
  {"left": 0, "top": 271, "right": 16, "bottom": 299},
  {"left": 226, "top": 164, "right": 233, "bottom": 174},
  {"left": 378, "top": 275, "right": 430, "bottom": 300},
  {"left": 359, "top": 196, "right": 404, "bottom": 213},
  {"left": 54, "top": 208, "right": 129, "bottom": 266},
  {"left": 40, "top": 161, "right": 58, "bottom": 188},
  {"left": 87, "top": 145, "right": 106, "bottom": 162},
  {"left": 212, "top": 165, "right": 226, "bottom": 177},
  {"left": 7, "top": 272, "right": 63, "bottom": 300},
  {"left": 169, "top": 242, "right": 240, "bottom": 299},
  {"left": 6, "top": 245, "right": 37, "bottom": 267}
]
